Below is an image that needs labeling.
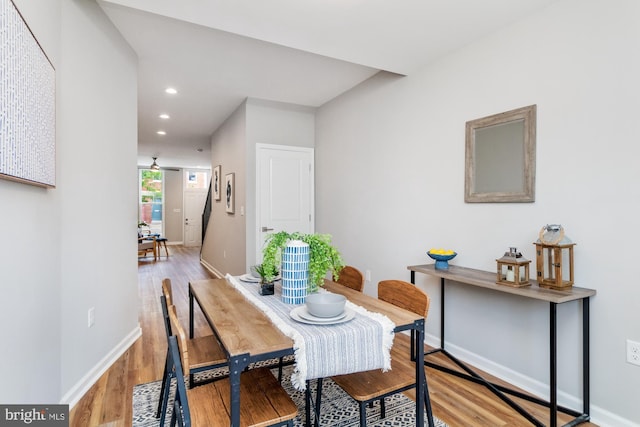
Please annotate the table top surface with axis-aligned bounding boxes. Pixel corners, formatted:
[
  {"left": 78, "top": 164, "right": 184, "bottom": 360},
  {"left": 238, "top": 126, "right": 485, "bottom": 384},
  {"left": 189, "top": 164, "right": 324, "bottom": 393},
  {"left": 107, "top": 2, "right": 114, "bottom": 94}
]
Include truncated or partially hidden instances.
[
  {"left": 189, "top": 278, "right": 423, "bottom": 358},
  {"left": 408, "top": 263, "right": 596, "bottom": 304}
]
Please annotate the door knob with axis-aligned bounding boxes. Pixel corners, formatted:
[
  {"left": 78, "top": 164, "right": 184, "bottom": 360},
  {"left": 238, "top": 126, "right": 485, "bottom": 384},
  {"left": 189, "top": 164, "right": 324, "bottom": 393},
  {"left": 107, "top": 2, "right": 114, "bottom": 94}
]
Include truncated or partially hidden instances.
[{"left": 261, "top": 227, "right": 274, "bottom": 232}]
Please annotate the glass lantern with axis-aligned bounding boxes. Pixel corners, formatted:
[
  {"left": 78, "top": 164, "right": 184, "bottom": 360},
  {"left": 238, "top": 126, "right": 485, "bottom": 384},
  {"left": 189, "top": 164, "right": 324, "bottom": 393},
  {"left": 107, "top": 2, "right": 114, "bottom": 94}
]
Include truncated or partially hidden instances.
[
  {"left": 534, "top": 224, "right": 575, "bottom": 290},
  {"left": 496, "top": 247, "right": 531, "bottom": 287}
]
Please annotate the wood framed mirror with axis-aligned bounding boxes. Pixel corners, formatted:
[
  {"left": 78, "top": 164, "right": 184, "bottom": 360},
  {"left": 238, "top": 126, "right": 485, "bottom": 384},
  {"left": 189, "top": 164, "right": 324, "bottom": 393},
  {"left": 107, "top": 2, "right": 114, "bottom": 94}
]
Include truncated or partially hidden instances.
[{"left": 465, "top": 105, "right": 536, "bottom": 203}]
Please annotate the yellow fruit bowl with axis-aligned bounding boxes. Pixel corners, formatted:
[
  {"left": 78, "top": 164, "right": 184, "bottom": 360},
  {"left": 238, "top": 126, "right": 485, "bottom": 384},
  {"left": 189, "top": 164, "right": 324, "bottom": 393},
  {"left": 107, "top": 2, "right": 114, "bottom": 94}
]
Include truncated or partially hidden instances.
[{"left": 427, "top": 250, "right": 457, "bottom": 270}]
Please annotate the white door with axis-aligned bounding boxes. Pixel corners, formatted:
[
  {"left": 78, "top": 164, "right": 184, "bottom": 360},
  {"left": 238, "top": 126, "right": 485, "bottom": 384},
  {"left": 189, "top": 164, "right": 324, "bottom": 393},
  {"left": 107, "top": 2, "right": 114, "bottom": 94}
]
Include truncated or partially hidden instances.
[
  {"left": 256, "top": 144, "right": 314, "bottom": 262},
  {"left": 184, "top": 191, "right": 207, "bottom": 247}
]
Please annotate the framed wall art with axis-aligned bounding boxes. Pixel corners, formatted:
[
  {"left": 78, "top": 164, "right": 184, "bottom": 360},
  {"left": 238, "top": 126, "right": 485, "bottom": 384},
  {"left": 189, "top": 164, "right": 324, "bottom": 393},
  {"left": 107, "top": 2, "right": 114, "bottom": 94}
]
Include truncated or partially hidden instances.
[
  {"left": 225, "top": 172, "right": 234, "bottom": 214},
  {"left": 213, "top": 165, "right": 221, "bottom": 200},
  {"left": 0, "top": 0, "right": 56, "bottom": 188}
]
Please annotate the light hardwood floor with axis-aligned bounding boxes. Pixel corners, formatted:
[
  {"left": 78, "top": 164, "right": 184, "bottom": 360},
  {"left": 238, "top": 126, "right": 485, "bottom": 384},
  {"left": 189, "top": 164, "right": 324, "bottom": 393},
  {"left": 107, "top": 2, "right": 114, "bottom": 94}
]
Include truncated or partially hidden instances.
[{"left": 69, "top": 245, "right": 598, "bottom": 427}]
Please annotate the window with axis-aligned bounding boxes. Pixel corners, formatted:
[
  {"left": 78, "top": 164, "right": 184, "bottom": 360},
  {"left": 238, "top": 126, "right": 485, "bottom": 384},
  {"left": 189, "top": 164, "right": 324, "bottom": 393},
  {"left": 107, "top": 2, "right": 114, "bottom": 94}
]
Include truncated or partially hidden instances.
[
  {"left": 185, "top": 170, "right": 208, "bottom": 190},
  {"left": 139, "top": 169, "right": 163, "bottom": 235}
]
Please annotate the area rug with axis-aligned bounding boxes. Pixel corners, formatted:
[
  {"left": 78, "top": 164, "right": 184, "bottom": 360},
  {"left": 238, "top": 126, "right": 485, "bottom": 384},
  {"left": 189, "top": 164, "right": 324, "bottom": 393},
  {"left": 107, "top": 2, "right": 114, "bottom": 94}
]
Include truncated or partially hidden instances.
[{"left": 133, "top": 363, "right": 447, "bottom": 427}]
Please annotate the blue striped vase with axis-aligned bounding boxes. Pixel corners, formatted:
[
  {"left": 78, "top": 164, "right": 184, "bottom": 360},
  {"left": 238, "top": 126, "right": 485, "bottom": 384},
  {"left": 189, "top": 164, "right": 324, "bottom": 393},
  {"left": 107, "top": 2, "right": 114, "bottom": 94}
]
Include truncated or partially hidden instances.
[{"left": 281, "top": 240, "right": 309, "bottom": 304}]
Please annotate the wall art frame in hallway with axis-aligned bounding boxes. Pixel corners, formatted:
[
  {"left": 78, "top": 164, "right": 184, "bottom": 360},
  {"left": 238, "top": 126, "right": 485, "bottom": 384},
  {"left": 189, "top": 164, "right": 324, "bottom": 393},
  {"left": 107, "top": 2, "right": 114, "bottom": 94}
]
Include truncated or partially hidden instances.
[
  {"left": 225, "top": 172, "right": 235, "bottom": 213},
  {"left": 213, "top": 165, "right": 221, "bottom": 200},
  {"left": 0, "top": 0, "right": 56, "bottom": 188}
]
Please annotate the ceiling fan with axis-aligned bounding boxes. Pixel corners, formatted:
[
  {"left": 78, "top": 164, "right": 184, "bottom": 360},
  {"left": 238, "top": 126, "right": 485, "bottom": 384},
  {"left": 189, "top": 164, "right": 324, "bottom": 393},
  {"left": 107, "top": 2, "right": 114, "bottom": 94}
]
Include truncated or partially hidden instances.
[
  {"left": 150, "top": 157, "right": 160, "bottom": 170},
  {"left": 149, "top": 157, "right": 180, "bottom": 172}
]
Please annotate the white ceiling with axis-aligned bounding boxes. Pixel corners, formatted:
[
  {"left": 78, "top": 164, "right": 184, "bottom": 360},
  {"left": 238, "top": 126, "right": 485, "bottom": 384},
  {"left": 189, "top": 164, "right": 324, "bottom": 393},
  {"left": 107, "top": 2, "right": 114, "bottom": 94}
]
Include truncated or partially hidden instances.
[{"left": 97, "top": 0, "right": 559, "bottom": 170}]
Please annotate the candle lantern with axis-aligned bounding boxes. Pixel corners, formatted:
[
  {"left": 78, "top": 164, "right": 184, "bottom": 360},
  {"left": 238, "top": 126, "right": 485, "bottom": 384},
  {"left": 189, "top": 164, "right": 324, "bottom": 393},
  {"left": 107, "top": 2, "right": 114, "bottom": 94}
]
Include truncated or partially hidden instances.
[
  {"left": 496, "top": 247, "right": 531, "bottom": 287},
  {"left": 534, "top": 224, "right": 575, "bottom": 290}
]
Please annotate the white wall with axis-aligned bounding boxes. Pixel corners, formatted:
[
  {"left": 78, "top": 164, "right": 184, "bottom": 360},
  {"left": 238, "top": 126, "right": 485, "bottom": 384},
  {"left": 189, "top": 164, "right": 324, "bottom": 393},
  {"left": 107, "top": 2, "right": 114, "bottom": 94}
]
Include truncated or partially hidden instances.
[
  {"left": 0, "top": 0, "right": 62, "bottom": 404},
  {"left": 202, "top": 98, "right": 316, "bottom": 275},
  {"left": 315, "top": 0, "right": 640, "bottom": 425},
  {"left": 201, "top": 102, "right": 247, "bottom": 276},
  {"left": 0, "top": 0, "right": 139, "bottom": 405}
]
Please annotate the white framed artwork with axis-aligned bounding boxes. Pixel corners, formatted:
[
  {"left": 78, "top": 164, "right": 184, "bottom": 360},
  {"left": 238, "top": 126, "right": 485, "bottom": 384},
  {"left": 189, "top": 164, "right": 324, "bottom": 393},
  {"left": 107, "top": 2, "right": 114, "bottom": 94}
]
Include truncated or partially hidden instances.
[{"left": 225, "top": 173, "right": 234, "bottom": 213}]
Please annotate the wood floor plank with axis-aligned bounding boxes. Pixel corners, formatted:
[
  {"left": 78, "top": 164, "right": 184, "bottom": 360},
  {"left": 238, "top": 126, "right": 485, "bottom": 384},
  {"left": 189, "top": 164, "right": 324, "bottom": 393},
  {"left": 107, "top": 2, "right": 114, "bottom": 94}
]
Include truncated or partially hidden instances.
[{"left": 69, "top": 246, "right": 599, "bottom": 427}]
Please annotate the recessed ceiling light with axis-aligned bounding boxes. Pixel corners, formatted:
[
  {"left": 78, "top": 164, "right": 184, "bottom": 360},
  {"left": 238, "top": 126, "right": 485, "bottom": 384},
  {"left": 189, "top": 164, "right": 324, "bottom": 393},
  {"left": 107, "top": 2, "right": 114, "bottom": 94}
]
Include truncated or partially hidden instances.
[
  {"left": 196, "top": 148, "right": 203, "bottom": 152},
  {"left": 165, "top": 87, "right": 177, "bottom": 95},
  {"left": 159, "top": 113, "right": 170, "bottom": 119},
  {"left": 157, "top": 130, "right": 166, "bottom": 135}
]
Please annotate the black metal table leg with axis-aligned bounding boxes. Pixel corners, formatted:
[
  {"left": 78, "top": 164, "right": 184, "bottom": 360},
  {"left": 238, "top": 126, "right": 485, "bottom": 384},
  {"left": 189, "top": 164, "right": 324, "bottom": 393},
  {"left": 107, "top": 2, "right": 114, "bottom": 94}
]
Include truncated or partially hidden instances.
[
  {"left": 415, "top": 318, "right": 427, "bottom": 427},
  {"left": 550, "top": 302, "right": 557, "bottom": 427},
  {"left": 189, "top": 286, "right": 194, "bottom": 339},
  {"left": 229, "top": 355, "right": 249, "bottom": 427},
  {"left": 583, "top": 297, "right": 590, "bottom": 417},
  {"left": 440, "top": 278, "right": 445, "bottom": 349}
]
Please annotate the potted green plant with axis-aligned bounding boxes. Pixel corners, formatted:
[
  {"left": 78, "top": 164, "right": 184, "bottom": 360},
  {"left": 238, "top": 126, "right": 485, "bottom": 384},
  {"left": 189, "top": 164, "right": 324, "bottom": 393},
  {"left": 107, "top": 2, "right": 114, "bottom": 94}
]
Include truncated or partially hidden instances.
[
  {"left": 262, "top": 231, "right": 345, "bottom": 292},
  {"left": 253, "top": 263, "right": 278, "bottom": 295}
]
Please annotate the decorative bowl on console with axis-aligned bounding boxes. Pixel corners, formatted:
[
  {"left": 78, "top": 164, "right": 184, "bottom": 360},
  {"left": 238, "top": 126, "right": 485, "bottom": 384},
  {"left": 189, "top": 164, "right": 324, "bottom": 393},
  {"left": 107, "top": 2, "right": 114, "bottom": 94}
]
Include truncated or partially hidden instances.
[{"left": 427, "top": 249, "right": 457, "bottom": 270}]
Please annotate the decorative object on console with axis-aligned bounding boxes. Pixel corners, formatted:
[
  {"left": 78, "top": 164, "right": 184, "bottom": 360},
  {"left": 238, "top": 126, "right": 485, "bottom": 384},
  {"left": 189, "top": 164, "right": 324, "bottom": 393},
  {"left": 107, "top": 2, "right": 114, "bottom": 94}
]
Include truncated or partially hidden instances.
[
  {"left": 496, "top": 247, "right": 531, "bottom": 287},
  {"left": 535, "top": 224, "right": 575, "bottom": 290},
  {"left": 427, "top": 248, "right": 457, "bottom": 270}
]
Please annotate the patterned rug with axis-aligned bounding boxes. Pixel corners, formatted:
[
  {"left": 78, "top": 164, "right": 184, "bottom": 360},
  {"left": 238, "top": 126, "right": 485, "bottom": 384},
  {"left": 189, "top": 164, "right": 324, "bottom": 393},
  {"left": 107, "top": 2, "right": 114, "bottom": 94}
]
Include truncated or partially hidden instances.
[{"left": 132, "top": 362, "right": 447, "bottom": 427}]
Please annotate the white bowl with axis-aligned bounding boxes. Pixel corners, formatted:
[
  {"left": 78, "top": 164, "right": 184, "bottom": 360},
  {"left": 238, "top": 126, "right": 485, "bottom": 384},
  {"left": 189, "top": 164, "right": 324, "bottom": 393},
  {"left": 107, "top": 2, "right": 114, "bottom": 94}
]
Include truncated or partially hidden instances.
[
  {"left": 249, "top": 265, "right": 261, "bottom": 278},
  {"left": 305, "top": 293, "right": 346, "bottom": 318}
]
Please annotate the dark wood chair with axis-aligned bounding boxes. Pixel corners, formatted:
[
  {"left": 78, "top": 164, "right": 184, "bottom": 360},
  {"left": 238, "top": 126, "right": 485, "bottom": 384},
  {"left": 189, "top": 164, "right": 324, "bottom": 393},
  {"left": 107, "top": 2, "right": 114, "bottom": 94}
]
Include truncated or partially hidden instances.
[
  {"left": 161, "top": 278, "right": 227, "bottom": 388},
  {"left": 329, "top": 280, "right": 435, "bottom": 427},
  {"left": 336, "top": 265, "right": 365, "bottom": 292},
  {"left": 167, "top": 302, "right": 228, "bottom": 388},
  {"left": 156, "top": 278, "right": 228, "bottom": 420},
  {"left": 163, "top": 335, "right": 297, "bottom": 426},
  {"left": 156, "top": 295, "right": 173, "bottom": 419},
  {"left": 162, "top": 278, "right": 173, "bottom": 306}
]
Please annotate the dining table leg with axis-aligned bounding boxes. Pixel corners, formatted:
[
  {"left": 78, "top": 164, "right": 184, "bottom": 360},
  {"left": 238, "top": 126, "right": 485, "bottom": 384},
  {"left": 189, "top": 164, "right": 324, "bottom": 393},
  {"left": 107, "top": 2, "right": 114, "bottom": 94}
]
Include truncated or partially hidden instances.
[
  {"left": 228, "top": 354, "right": 250, "bottom": 427},
  {"left": 188, "top": 286, "right": 194, "bottom": 339}
]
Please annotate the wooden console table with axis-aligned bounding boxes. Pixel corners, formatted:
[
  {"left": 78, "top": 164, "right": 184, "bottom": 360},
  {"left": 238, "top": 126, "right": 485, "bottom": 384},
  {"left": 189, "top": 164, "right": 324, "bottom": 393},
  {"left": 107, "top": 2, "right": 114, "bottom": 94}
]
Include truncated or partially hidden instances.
[{"left": 408, "top": 264, "right": 596, "bottom": 427}]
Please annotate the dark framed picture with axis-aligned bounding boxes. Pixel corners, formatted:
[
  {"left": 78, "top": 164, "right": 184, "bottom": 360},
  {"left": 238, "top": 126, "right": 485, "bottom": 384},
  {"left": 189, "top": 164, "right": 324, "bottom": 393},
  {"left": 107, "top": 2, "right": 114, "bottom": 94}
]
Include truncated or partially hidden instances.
[
  {"left": 213, "top": 165, "right": 221, "bottom": 200},
  {"left": 225, "top": 173, "right": 235, "bottom": 213}
]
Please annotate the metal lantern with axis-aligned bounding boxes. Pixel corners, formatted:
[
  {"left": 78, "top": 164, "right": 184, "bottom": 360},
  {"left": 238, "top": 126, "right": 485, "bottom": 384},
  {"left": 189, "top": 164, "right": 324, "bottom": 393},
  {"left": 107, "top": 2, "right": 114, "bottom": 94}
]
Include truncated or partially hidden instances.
[
  {"left": 534, "top": 224, "right": 575, "bottom": 290},
  {"left": 496, "top": 247, "right": 531, "bottom": 287}
]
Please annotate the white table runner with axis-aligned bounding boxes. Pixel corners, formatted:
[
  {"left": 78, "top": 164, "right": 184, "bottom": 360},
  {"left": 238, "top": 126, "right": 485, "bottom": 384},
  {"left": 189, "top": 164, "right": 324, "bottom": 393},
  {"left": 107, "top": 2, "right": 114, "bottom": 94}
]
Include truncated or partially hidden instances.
[{"left": 225, "top": 274, "right": 394, "bottom": 390}]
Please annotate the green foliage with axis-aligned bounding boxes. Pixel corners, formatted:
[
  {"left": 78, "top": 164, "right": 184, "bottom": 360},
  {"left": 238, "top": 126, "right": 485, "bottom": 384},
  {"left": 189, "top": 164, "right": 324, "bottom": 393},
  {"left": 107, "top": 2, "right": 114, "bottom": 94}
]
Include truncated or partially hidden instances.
[
  {"left": 140, "top": 170, "right": 163, "bottom": 201},
  {"left": 253, "top": 263, "right": 279, "bottom": 284},
  {"left": 262, "top": 231, "right": 345, "bottom": 292}
]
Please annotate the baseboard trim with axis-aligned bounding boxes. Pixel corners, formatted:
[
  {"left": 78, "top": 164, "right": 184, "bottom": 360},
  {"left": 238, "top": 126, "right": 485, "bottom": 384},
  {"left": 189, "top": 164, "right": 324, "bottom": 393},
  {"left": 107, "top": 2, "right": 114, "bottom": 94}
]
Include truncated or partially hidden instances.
[
  {"left": 200, "top": 259, "right": 223, "bottom": 278},
  {"left": 61, "top": 325, "right": 142, "bottom": 409},
  {"left": 424, "top": 333, "right": 637, "bottom": 427}
]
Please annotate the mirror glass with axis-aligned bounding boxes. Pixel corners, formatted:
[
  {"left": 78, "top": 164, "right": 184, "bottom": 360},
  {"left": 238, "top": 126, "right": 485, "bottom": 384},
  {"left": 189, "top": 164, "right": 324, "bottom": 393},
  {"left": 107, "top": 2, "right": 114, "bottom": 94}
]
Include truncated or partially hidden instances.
[{"left": 465, "top": 105, "right": 536, "bottom": 203}]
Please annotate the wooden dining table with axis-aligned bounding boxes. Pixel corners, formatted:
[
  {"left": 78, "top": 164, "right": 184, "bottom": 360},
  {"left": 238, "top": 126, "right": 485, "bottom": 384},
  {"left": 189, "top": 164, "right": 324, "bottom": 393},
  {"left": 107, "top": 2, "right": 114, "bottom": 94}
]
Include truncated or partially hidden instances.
[{"left": 189, "top": 277, "right": 427, "bottom": 427}]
